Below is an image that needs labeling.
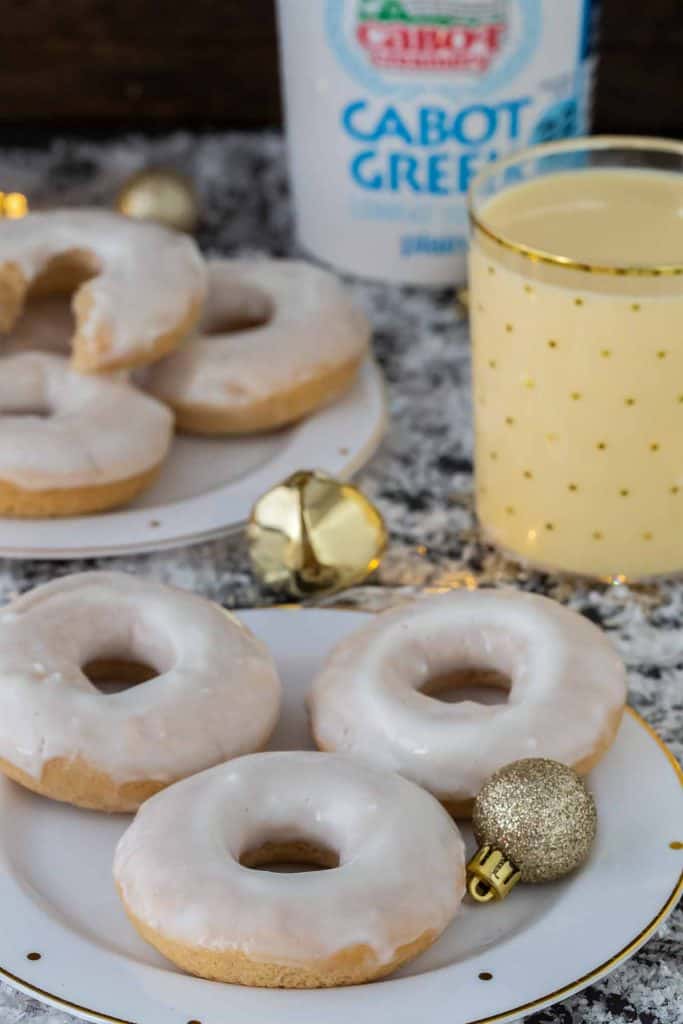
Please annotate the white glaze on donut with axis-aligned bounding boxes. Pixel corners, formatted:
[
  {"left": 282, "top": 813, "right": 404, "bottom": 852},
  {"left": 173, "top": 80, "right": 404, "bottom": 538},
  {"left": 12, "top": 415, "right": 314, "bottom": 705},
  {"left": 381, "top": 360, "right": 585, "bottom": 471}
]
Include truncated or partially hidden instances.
[
  {"left": 144, "top": 259, "right": 370, "bottom": 418},
  {"left": 310, "top": 591, "right": 626, "bottom": 804},
  {"left": 0, "top": 353, "right": 172, "bottom": 488},
  {"left": 0, "top": 209, "right": 206, "bottom": 371},
  {"left": 0, "top": 572, "right": 281, "bottom": 784},
  {"left": 114, "top": 751, "right": 466, "bottom": 965}
]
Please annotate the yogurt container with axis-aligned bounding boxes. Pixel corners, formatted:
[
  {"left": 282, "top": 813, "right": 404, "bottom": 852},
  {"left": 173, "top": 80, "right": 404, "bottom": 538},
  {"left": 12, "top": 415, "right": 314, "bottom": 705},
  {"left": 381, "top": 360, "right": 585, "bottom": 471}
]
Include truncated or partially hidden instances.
[{"left": 276, "top": 0, "right": 601, "bottom": 285}]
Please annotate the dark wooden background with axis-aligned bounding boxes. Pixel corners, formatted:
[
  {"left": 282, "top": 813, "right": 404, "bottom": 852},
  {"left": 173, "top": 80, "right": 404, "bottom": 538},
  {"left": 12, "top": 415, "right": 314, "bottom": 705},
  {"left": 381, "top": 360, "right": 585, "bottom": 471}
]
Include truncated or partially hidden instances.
[{"left": 1, "top": 0, "right": 681, "bottom": 138}]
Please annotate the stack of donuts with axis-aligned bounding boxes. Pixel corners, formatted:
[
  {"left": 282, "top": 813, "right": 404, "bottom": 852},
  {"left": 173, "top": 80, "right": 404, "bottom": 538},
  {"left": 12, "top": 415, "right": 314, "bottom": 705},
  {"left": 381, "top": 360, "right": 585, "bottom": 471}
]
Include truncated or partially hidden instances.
[
  {"left": 0, "top": 573, "right": 627, "bottom": 989},
  {"left": 0, "top": 209, "right": 370, "bottom": 517}
]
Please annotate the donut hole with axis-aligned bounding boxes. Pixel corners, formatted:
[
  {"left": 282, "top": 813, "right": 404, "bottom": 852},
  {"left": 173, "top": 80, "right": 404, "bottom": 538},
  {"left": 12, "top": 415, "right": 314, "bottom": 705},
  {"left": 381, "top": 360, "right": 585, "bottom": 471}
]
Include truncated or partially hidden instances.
[
  {"left": 82, "top": 657, "right": 160, "bottom": 695},
  {"left": 239, "top": 839, "right": 340, "bottom": 874},
  {"left": 419, "top": 667, "right": 510, "bottom": 706},
  {"left": 202, "top": 283, "right": 274, "bottom": 336},
  {"left": 4, "top": 249, "right": 101, "bottom": 357},
  {"left": 0, "top": 401, "right": 53, "bottom": 419},
  {"left": 5, "top": 295, "right": 76, "bottom": 358},
  {"left": 28, "top": 248, "right": 101, "bottom": 300}
]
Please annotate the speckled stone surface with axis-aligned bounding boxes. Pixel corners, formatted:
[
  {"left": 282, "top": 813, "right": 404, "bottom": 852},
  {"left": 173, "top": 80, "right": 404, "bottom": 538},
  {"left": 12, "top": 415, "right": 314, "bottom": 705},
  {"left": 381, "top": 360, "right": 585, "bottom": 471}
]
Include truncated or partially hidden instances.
[{"left": 0, "top": 132, "right": 680, "bottom": 1024}]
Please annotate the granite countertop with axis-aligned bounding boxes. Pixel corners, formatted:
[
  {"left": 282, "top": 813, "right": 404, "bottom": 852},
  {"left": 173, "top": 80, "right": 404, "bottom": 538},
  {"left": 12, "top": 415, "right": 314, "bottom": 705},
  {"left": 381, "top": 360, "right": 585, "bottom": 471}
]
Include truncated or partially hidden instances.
[{"left": 0, "top": 132, "right": 680, "bottom": 1024}]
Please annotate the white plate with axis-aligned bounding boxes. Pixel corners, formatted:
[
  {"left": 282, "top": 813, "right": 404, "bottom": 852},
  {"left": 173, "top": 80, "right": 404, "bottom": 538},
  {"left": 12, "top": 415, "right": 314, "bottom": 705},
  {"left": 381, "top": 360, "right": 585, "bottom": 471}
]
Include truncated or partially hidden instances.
[
  {"left": 0, "top": 608, "right": 681, "bottom": 1024},
  {"left": 0, "top": 360, "right": 387, "bottom": 559}
]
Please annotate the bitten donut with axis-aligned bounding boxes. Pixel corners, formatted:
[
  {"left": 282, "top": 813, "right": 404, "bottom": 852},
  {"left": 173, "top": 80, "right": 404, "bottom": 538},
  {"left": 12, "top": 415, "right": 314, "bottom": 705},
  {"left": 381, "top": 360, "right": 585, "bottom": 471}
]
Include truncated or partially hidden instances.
[
  {"left": 144, "top": 259, "right": 370, "bottom": 433},
  {"left": 0, "top": 572, "right": 281, "bottom": 811},
  {"left": 0, "top": 352, "right": 172, "bottom": 516},
  {"left": 0, "top": 209, "right": 206, "bottom": 372},
  {"left": 310, "top": 590, "right": 626, "bottom": 817},
  {"left": 114, "top": 751, "right": 466, "bottom": 987}
]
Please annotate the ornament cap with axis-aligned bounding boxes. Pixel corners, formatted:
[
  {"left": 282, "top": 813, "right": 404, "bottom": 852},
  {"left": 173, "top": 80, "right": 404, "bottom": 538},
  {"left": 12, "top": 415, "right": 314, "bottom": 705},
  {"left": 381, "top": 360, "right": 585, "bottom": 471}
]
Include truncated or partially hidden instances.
[{"left": 466, "top": 844, "right": 521, "bottom": 903}]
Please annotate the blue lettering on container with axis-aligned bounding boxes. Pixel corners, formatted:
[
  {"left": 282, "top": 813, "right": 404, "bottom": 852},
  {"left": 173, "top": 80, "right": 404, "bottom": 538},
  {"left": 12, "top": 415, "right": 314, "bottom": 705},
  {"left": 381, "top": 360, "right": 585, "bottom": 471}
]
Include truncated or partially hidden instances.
[
  {"left": 401, "top": 234, "right": 468, "bottom": 258},
  {"left": 341, "top": 97, "right": 532, "bottom": 197}
]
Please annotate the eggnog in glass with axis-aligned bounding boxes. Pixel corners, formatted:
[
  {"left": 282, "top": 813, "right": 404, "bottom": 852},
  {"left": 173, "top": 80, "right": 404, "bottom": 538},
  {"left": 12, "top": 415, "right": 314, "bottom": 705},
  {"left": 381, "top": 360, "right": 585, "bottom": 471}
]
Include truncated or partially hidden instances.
[{"left": 469, "top": 137, "right": 683, "bottom": 580}]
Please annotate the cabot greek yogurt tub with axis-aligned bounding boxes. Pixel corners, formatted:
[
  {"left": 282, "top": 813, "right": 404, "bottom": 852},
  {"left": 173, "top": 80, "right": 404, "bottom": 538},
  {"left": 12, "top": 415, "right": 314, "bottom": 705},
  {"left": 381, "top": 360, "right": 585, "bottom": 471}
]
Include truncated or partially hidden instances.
[{"left": 276, "top": 0, "right": 600, "bottom": 285}]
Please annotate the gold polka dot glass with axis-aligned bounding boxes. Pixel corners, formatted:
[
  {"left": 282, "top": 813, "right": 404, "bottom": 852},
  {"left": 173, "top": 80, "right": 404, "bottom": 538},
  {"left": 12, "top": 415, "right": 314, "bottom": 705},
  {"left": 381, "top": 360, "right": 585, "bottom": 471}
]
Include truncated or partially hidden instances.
[{"left": 469, "top": 137, "right": 683, "bottom": 580}]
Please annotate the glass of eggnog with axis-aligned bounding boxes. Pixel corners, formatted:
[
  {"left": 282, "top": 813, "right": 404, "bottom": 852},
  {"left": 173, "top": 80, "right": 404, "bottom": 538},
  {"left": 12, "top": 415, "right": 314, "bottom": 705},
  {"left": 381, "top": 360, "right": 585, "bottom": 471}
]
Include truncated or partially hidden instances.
[{"left": 469, "top": 136, "right": 683, "bottom": 580}]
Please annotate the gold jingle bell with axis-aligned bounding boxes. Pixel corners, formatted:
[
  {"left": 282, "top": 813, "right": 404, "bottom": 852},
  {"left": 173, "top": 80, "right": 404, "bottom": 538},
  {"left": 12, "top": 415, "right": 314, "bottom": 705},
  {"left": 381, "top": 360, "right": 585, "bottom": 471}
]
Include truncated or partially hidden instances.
[
  {"left": 116, "top": 169, "right": 199, "bottom": 233},
  {"left": 247, "top": 470, "right": 387, "bottom": 598}
]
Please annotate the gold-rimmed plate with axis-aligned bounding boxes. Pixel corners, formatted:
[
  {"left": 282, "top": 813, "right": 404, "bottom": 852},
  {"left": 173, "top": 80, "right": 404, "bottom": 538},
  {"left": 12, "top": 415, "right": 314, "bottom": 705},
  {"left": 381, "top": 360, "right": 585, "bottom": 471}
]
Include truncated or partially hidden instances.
[{"left": 0, "top": 608, "right": 681, "bottom": 1024}]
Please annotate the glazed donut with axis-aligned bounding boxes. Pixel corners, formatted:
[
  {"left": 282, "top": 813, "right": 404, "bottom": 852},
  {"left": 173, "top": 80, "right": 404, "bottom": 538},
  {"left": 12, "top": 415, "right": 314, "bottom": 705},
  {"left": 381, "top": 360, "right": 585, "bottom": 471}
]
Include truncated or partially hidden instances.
[
  {"left": 0, "top": 352, "right": 172, "bottom": 517},
  {"left": 144, "top": 259, "right": 370, "bottom": 434},
  {"left": 0, "top": 572, "right": 281, "bottom": 811},
  {"left": 310, "top": 590, "right": 626, "bottom": 816},
  {"left": 0, "top": 209, "right": 206, "bottom": 372},
  {"left": 114, "top": 751, "right": 466, "bottom": 987}
]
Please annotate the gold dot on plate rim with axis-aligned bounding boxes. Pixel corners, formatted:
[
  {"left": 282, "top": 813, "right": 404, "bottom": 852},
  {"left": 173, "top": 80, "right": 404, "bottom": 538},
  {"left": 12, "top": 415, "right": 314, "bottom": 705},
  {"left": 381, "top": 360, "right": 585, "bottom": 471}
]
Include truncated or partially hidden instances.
[
  {"left": 547, "top": 339, "right": 558, "bottom": 349},
  {"left": 670, "top": 486, "right": 680, "bottom": 495},
  {"left": 505, "top": 505, "right": 516, "bottom": 516},
  {"left": 568, "top": 483, "right": 579, "bottom": 492},
  {"left": 619, "top": 488, "right": 631, "bottom": 497},
  {"left": 600, "top": 348, "right": 612, "bottom": 358},
  {"left": 545, "top": 522, "right": 555, "bottom": 531},
  {"left": 657, "top": 350, "right": 668, "bottom": 359},
  {"left": 574, "top": 297, "right": 584, "bottom": 307},
  {"left": 524, "top": 284, "right": 534, "bottom": 294},
  {"left": 488, "top": 359, "right": 497, "bottom": 369},
  {"left": 670, "top": 841, "right": 683, "bottom": 850},
  {"left": 523, "top": 470, "right": 533, "bottom": 479},
  {"left": 596, "top": 442, "right": 607, "bottom": 451},
  {"left": 570, "top": 392, "right": 582, "bottom": 401},
  {"left": 479, "top": 971, "right": 494, "bottom": 981},
  {"left": 642, "top": 531, "right": 654, "bottom": 541},
  {"left": 625, "top": 397, "right": 637, "bottom": 406},
  {"left": 505, "top": 323, "right": 514, "bottom": 333},
  {"left": 524, "top": 377, "right": 535, "bottom": 389},
  {"left": 631, "top": 303, "right": 641, "bottom": 312},
  {"left": 488, "top": 266, "right": 496, "bottom": 275},
  {"left": 505, "top": 416, "right": 515, "bottom": 426},
  {"left": 593, "top": 530, "right": 604, "bottom": 540},
  {"left": 650, "top": 442, "right": 661, "bottom": 452},
  {"left": 26, "top": 952, "right": 41, "bottom": 961}
]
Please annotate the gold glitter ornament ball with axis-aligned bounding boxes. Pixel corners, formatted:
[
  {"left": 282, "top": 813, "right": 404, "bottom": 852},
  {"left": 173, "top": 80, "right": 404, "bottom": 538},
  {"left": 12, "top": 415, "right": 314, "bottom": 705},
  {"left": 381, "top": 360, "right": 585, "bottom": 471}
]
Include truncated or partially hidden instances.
[
  {"left": 473, "top": 758, "right": 597, "bottom": 885},
  {"left": 248, "top": 469, "right": 387, "bottom": 598},
  {"left": 116, "top": 169, "right": 199, "bottom": 232}
]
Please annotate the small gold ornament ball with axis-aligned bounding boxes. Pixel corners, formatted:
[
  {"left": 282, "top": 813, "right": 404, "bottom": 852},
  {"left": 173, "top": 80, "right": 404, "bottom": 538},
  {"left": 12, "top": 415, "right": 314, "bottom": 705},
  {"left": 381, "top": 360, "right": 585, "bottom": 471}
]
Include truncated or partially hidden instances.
[
  {"left": 248, "top": 469, "right": 387, "bottom": 599},
  {"left": 473, "top": 758, "right": 597, "bottom": 884},
  {"left": 116, "top": 169, "right": 199, "bottom": 232}
]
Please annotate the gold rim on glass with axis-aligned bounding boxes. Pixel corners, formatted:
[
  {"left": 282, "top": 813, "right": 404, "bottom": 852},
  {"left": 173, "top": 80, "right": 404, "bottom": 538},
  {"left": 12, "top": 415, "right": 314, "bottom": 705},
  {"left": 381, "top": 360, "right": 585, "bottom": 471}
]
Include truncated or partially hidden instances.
[
  {"left": 0, "top": 700, "right": 680, "bottom": 1024},
  {"left": 468, "top": 135, "right": 683, "bottom": 277}
]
